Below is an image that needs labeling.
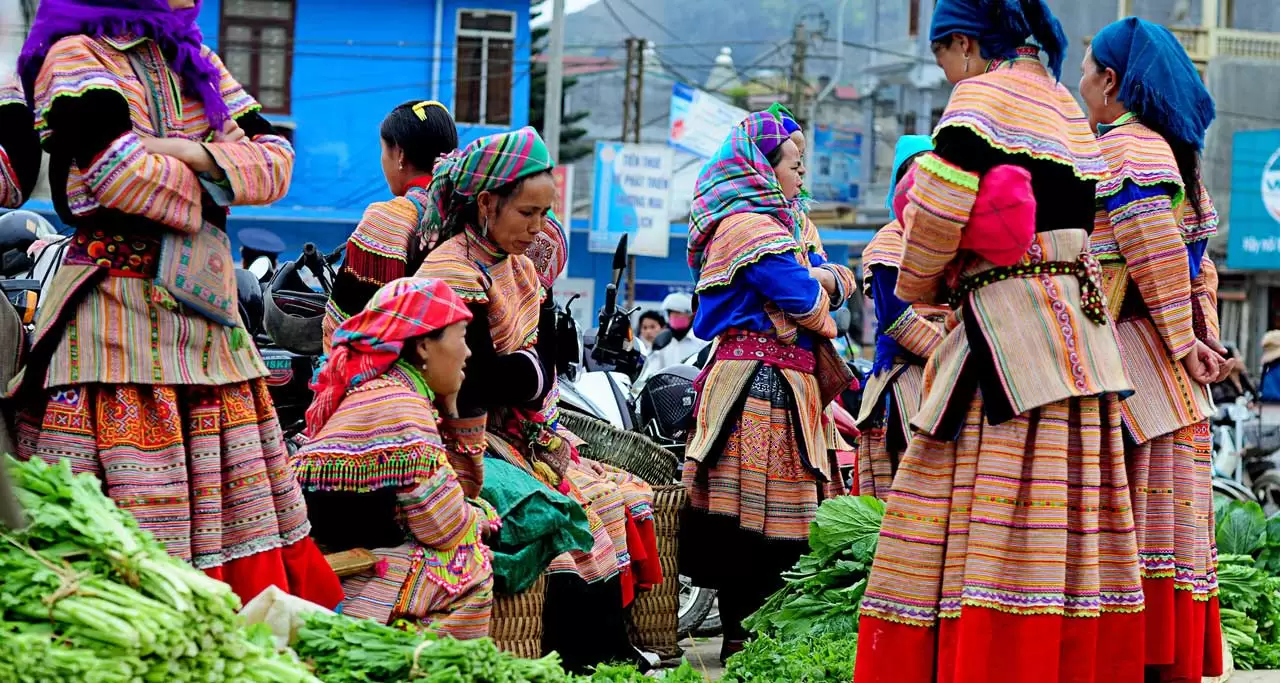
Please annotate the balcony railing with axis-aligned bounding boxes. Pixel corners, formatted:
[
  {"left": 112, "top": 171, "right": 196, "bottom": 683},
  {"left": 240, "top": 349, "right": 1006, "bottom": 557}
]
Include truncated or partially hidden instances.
[{"left": 1168, "top": 26, "right": 1280, "bottom": 64}]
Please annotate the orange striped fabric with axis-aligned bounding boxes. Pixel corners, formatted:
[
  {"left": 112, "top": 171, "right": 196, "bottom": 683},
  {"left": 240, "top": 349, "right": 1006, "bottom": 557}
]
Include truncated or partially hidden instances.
[
  {"left": 895, "top": 154, "right": 976, "bottom": 304},
  {"left": 34, "top": 35, "right": 291, "bottom": 230},
  {"left": 861, "top": 220, "right": 906, "bottom": 295},
  {"left": 1112, "top": 318, "right": 1211, "bottom": 444},
  {"left": 417, "top": 230, "right": 543, "bottom": 354},
  {"left": 1194, "top": 255, "right": 1220, "bottom": 340},
  {"left": 1090, "top": 121, "right": 1197, "bottom": 360}
]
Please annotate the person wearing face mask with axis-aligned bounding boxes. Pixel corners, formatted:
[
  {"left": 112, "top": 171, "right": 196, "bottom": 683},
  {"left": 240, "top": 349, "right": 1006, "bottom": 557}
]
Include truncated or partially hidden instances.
[
  {"left": 414, "top": 127, "right": 658, "bottom": 672},
  {"left": 322, "top": 100, "right": 459, "bottom": 353},
  {"left": 1081, "top": 17, "right": 1227, "bottom": 682},
  {"left": 12, "top": 0, "right": 341, "bottom": 608},
  {"left": 637, "top": 292, "right": 705, "bottom": 380},
  {"left": 294, "top": 278, "right": 497, "bottom": 637},
  {"left": 681, "top": 111, "right": 856, "bottom": 662},
  {"left": 854, "top": 0, "right": 1146, "bottom": 681}
]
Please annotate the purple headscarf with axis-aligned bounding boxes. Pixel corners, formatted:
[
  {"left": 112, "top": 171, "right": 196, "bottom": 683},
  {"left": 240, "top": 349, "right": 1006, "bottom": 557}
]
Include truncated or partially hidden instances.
[{"left": 18, "top": 0, "right": 230, "bottom": 128}]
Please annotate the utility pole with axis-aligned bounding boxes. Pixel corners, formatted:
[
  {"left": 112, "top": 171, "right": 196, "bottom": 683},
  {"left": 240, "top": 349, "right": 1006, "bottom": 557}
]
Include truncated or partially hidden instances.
[
  {"left": 543, "top": 0, "right": 567, "bottom": 162},
  {"left": 790, "top": 23, "right": 809, "bottom": 128},
  {"left": 620, "top": 37, "right": 645, "bottom": 307}
]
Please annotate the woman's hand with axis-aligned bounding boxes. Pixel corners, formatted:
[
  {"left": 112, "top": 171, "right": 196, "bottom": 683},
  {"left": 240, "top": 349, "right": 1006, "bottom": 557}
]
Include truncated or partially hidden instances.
[
  {"left": 810, "top": 266, "right": 837, "bottom": 294},
  {"left": 1181, "top": 340, "right": 1224, "bottom": 385},
  {"left": 215, "top": 119, "right": 246, "bottom": 143},
  {"left": 1206, "top": 339, "right": 1236, "bottom": 384},
  {"left": 140, "top": 136, "right": 225, "bottom": 180},
  {"left": 436, "top": 392, "right": 461, "bottom": 419}
]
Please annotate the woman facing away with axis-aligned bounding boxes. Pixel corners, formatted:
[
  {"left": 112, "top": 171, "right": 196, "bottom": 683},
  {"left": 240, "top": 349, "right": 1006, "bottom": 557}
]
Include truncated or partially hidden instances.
[
  {"left": 10, "top": 0, "right": 342, "bottom": 608},
  {"left": 681, "top": 111, "right": 856, "bottom": 662},
  {"left": 853, "top": 0, "right": 1148, "bottom": 681},
  {"left": 321, "top": 100, "right": 458, "bottom": 353},
  {"left": 1081, "top": 17, "right": 1228, "bottom": 682},
  {"left": 414, "top": 127, "right": 657, "bottom": 671},
  {"left": 293, "top": 277, "right": 497, "bottom": 638},
  {"left": 854, "top": 135, "right": 947, "bottom": 500}
]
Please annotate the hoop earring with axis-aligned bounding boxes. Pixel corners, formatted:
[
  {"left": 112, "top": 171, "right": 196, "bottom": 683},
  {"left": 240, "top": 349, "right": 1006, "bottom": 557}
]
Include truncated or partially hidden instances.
[
  {"left": 963, "top": 54, "right": 970, "bottom": 73},
  {"left": 481, "top": 216, "right": 490, "bottom": 235}
]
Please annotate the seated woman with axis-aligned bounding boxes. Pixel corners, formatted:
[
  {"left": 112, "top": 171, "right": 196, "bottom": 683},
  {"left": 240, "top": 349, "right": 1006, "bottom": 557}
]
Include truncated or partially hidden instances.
[
  {"left": 415, "top": 127, "right": 655, "bottom": 670},
  {"left": 293, "top": 277, "right": 497, "bottom": 638}
]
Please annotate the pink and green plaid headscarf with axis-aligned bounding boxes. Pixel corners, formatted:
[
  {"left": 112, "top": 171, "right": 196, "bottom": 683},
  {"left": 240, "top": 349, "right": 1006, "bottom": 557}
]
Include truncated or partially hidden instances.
[
  {"left": 688, "top": 111, "right": 797, "bottom": 279},
  {"left": 421, "top": 126, "right": 567, "bottom": 284}
]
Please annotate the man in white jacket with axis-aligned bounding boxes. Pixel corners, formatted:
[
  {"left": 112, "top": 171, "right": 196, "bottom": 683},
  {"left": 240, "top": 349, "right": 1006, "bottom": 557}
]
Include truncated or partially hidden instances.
[{"left": 634, "top": 292, "right": 706, "bottom": 392}]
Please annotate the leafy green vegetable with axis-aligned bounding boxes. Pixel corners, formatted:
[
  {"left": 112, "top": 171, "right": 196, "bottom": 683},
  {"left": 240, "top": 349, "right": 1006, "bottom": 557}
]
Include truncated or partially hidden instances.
[
  {"left": 743, "top": 496, "right": 883, "bottom": 641},
  {"left": 721, "top": 632, "right": 858, "bottom": 682},
  {"left": 1217, "top": 500, "right": 1268, "bottom": 556},
  {"left": 0, "top": 456, "right": 317, "bottom": 682},
  {"left": 1217, "top": 554, "right": 1280, "bottom": 669}
]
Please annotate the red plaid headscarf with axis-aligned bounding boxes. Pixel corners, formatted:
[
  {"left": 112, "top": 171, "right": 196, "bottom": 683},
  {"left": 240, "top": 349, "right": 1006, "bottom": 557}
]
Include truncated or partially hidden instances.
[{"left": 306, "top": 277, "right": 472, "bottom": 436}]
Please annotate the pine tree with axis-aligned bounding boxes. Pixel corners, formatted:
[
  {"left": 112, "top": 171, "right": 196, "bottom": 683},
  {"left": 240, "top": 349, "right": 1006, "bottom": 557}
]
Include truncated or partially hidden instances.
[{"left": 530, "top": 7, "right": 592, "bottom": 163}]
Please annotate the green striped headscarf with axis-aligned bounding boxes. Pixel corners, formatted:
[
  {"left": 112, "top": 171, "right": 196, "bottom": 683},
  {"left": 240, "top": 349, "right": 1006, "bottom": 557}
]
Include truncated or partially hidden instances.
[{"left": 421, "top": 126, "right": 567, "bottom": 280}]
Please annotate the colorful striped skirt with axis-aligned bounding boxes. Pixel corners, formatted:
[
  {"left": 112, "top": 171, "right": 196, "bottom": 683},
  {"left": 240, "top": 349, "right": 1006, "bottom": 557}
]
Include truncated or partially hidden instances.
[
  {"left": 15, "top": 379, "right": 342, "bottom": 608},
  {"left": 856, "top": 363, "right": 926, "bottom": 501},
  {"left": 1127, "top": 421, "right": 1223, "bottom": 681},
  {"left": 855, "top": 393, "right": 1145, "bottom": 683},
  {"left": 856, "top": 426, "right": 893, "bottom": 501}
]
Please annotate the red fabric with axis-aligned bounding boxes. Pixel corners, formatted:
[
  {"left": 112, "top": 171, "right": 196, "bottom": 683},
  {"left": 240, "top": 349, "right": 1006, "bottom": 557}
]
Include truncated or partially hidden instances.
[
  {"left": 630, "top": 517, "right": 663, "bottom": 588},
  {"left": 202, "top": 537, "right": 343, "bottom": 609},
  {"left": 403, "top": 174, "right": 432, "bottom": 192},
  {"left": 855, "top": 607, "right": 1145, "bottom": 683},
  {"left": 893, "top": 163, "right": 1036, "bottom": 268},
  {"left": 1139, "top": 577, "right": 1224, "bottom": 681},
  {"left": 619, "top": 565, "right": 635, "bottom": 607}
]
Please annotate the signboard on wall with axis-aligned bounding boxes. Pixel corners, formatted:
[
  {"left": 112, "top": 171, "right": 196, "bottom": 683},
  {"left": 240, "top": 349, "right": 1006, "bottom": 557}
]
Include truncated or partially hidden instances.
[
  {"left": 668, "top": 82, "right": 748, "bottom": 159},
  {"left": 589, "top": 141, "right": 673, "bottom": 258},
  {"left": 1229, "top": 129, "right": 1280, "bottom": 270}
]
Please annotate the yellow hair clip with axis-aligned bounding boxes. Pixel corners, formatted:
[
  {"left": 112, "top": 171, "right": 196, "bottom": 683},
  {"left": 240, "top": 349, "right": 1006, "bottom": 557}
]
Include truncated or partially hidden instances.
[{"left": 412, "top": 100, "right": 448, "bottom": 121}]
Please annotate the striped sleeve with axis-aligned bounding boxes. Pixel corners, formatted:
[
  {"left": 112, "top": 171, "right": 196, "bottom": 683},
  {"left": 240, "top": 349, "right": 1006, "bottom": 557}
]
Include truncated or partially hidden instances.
[
  {"left": 439, "top": 414, "right": 488, "bottom": 500},
  {"left": 198, "top": 48, "right": 294, "bottom": 205},
  {"left": 896, "top": 153, "right": 977, "bottom": 303},
  {"left": 1192, "top": 254, "right": 1220, "bottom": 342},
  {"left": 396, "top": 456, "right": 484, "bottom": 552},
  {"left": 885, "top": 307, "right": 944, "bottom": 359},
  {"left": 1104, "top": 180, "right": 1197, "bottom": 359},
  {"left": 36, "top": 37, "right": 202, "bottom": 231},
  {"left": 324, "top": 198, "right": 417, "bottom": 352}
]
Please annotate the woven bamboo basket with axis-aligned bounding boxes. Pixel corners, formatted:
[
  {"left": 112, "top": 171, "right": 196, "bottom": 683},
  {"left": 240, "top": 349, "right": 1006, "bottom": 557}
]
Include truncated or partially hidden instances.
[
  {"left": 557, "top": 411, "right": 686, "bottom": 658},
  {"left": 490, "top": 574, "right": 547, "bottom": 658}
]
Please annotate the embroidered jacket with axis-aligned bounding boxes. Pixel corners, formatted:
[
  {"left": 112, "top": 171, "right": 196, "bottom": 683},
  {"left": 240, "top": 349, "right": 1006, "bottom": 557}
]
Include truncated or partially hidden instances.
[
  {"left": 896, "top": 56, "right": 1131, "bottom": 437},
  {"left": 294, "top": 363, "right": 496, "bottom": 625},
  {"left": 1089, "top": 118, "right": 1217, "bottom": 443},
  {"left": 16, "top": 34, "right": 294, "bottom": 392}
]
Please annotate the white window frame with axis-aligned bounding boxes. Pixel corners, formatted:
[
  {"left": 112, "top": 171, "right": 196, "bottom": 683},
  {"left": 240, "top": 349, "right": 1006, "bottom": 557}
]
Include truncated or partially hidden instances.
[{"left": 453, "top": 9, "right": 517, "bottom": 125}]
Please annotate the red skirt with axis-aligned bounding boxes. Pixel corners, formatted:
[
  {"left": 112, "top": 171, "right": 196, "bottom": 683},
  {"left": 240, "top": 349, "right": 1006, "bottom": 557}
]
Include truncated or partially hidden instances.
[
  {"left": 16, "top": 379, "right": 343, "bottom": 609},
  {"left": 1126, "top": 422, "right": 1223, "bottom": 681},
  {"left": 855, "top": 394, "right": 1145, "bottom": 683}
]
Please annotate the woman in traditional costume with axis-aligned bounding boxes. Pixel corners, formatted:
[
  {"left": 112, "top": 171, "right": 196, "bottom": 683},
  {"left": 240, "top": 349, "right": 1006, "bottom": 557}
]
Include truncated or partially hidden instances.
[
  {"left": 12, "top": 0, "right": 341, "bottom": 608},
  {"left": 854, "top": 135, "right": 946, "bottom": 500},
  {"left": 414, "top": 127, "right": 656, "bottom": 670},
  {"left": 1081, "top": 17, "right": 1227, "bottom": 681},
  {"left": 681, "top": 111, "right": 856, "bottom": 662},
  {"left": 853, "top": 1, "right": 1149, "bottom": 680},
  {"left": 0, "top": 76, "right": 42, "bottom": 210},
  {"left": 294, "top": 277, "right": 497, "bottom": 637},
  {"left": 322, "top": 100, "right": 458, "bottom": 353}
]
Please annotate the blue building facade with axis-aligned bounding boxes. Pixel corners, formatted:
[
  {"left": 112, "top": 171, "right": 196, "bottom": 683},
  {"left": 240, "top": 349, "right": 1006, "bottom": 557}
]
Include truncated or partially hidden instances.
[{"left": 28, "top": 0, "right": 534, "bottom": 256}]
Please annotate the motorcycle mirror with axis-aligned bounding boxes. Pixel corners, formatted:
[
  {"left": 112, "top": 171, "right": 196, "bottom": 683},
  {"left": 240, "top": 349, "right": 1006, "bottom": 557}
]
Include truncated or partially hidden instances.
[
  {"left": 248, "top": 255, "right": 273, "bottom": 281},
  {"left": 610, "top": 235, "right": 628, "bottom": 288}
]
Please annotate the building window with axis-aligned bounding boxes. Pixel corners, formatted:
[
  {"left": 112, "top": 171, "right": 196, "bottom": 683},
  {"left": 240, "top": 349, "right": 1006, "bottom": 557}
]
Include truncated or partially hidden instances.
[
  {"left": 220, "top": 0, "right": 295, "bottom": 114},
  {"left": 455, "top": 10, "right": 515, "bottom": 126}
]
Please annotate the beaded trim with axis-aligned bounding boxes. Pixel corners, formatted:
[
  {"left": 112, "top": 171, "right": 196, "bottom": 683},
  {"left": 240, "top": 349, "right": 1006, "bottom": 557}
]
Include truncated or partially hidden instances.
[{"left": 949, "top": 254, "right": 1108, "bottom": 326}]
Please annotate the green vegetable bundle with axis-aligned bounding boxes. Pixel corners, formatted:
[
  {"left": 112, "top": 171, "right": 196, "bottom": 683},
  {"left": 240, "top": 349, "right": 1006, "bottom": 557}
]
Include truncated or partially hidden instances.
[
  {"left": 0, "top": 456, "right": 318, "bottom": 683},
  {"left": 1217, "top": 553, "right": 1280, "bottom": 670},
  {"left": 721, "top": 632, "right": 858, "bottom": 682},
  {"left": 743, "top": 495, "right": 884, "bottom": 641}
]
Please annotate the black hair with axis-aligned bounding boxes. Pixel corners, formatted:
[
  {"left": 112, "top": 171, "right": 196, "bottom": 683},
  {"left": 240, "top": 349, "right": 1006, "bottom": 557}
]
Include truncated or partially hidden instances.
[
  {"left": 380, "top": 100, "right": 459, "bottom": 175},
  {"left": 399, "top": 327, "right": 447, "bottom": 364},
  {"left": 1091, "top": 59, "right": 1206, "bottom": 222},
  {"left": 638, "top": 310, "right": 666, "bottom": 328},
  {"left": 765, "top": 143, "right": 788, "bottom": 167},
  {"left": 444, "top": 169, "right": 554, "bottom": 240},
  {"left": 895, "top": 151, "right": 930, "bottom": 186}
]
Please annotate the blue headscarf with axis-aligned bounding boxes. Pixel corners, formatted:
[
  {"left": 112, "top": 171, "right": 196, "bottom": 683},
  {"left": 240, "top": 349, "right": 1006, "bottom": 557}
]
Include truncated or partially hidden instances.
[
  {"left": 1091, "top": 17, "right": 1215, "bottom": 150},
  {"left": 930, "top": 0, "right": 1068, "bottom": 80},
  {"left": 886, "top": 135, "right": 934, "bottom": 218}
]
